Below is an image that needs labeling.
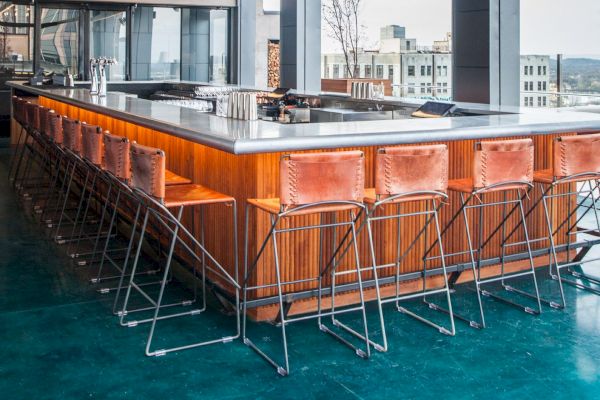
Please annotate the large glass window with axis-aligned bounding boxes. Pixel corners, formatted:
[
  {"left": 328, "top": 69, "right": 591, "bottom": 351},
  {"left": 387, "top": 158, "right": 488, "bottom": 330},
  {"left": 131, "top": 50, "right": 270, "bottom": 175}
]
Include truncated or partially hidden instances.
[
  {"left": 321, "top": 0, "right": 452, "bottom": 99},
  {"left": 181, "top": 8, "right": 229, "bottom": 83},
  {"left": 0, "top": 3, "right": 34, "bottom": 73},
  {"left": 40, "top": 8, "right": 80, "bottom": 76},
  {"left": 209, "top": 9, "right": 229, "bottom": 84},
  {"left": 132, "top": 7, "right": 181, "bottom": 80},
  {"left": 521, "top": 0, "right": 600, "bottom": 108},
  {"left": 90, "top": 10, "right": 126, "bottom": 81}
]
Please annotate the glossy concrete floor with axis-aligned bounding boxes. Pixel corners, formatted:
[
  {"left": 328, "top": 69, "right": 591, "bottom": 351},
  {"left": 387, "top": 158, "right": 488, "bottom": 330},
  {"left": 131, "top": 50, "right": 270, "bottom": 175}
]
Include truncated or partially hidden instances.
[{"left": 2, "top": 141, "right": 600, "bottom": 399}]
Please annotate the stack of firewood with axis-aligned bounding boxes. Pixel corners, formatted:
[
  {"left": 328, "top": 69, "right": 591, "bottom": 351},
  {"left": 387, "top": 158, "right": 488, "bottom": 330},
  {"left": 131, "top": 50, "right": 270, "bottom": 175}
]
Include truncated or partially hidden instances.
[{"left": 268, "top": 41, "right": 280, "bottom": 88}]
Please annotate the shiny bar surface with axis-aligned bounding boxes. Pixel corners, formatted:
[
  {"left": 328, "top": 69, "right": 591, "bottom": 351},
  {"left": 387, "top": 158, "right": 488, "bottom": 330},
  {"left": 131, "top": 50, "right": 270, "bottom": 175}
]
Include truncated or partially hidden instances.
[{"left": 9, "top": 81, "right": 600, "bottom": 154}]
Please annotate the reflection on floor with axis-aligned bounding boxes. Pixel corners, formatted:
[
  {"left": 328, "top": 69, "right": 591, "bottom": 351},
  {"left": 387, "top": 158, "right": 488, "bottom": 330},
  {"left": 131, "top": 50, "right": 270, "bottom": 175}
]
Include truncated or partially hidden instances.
[{"left": 2, "top": 139, "right": 600, "bottom": 399}]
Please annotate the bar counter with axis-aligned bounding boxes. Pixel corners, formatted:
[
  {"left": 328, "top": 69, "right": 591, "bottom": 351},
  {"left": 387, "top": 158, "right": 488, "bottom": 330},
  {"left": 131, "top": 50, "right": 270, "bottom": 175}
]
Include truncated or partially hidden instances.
[{"left": 9, "top": 81, "right": 600, "bottom": 320}]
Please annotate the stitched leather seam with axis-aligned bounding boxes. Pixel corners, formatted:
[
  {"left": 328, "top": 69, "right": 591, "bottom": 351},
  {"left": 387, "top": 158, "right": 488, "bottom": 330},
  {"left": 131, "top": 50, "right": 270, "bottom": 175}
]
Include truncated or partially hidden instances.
[
  {"left": 559, "top": 141, "right": 568, "bottom": 176},
  {"left": 384, "top": 155, "right": 393, "bottom": 194},
  {"left": 480, "top": 150, "right": 489, "bottom": 187},
  {"left": 287, "top": 161, "right": 299, "bottom": 205},
  {"left": 354, "top": 159, "right": 363, "bottom": 200}
]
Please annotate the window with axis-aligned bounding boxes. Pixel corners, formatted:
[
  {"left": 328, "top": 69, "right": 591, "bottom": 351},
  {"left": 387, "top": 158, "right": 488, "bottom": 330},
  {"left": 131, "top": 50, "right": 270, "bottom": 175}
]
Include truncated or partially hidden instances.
[
  {"left": 0, "top": 5, "right": 34, "bottom": 72},
  {"left": 420, "top": 65, "right": 426, "bottom": 76},
  {"left": 530, "top": 81, "right": 534, "bottom": 90},
  {"left": 406, "top": 40, "right": 411, "bottom": 50},
  {"left": 420, "top": 82, "right": 426, "bottom": 94},
  {"left": 538, "top": 66, "right": 542, "bottom": 75},
  {"left": 132, "top": 7, "right": 181, "bottom": 80},
  {"left": 538, "top": 96, "right": 542, "bottom": 107},
  {"left": 40, "top": 8, "right": 80, "bottom": 76},
  {"left": 408, "top": 84, "right": 415, "bottom": 94},
  {"left": 354, "top": 65, "right": 360, "bottom": 77},
  {"left": 333, "top": 64, "right": 339, "bottom": 79},
  {"left": 388, "top": 65, "right": 394, "bottom": 82},
  {"left": 443, "top": 66, "right": 448, "bottom": 77},
  {"left": 427, "top": 65, "right": 432, "bottom": 76},
  {"left": 524, "top": 82, "right": 528, "bottom": 91},
  {"left": 376, "top": 64, "right": 383, "bottom": 79},
  {"left": 437, "top": 65, "right": 441, "bottom": 76},
  {"left": 538, "top": 81, "right": 542, "bottom": 91},
  {"left": 90, "top": 10, "right": 127, "bottom": 81},
  {"left": 543, "top": 97, "right": 547, "bottom": 106},
  {"left": 524, "top": 65, "right": 528, "bottom": 75},
  {"left": 208, "top": 9, "right": 229, "bottom": 83},
  {"left": 529, "top": 66, "right": 534, "bottom": 75},
  {"left": 543, "top": 81, "right": 547, "bottom": 91},
  {"left": 543, "top": 66, "right": 547, "bottom": 75},
  {"left": 524, "top": 97, "right": 529, "bottom": 107},
  {"left": 408, "top": 65, "right": 415, "bottom": 76},
  {"left": 364, "top": 65, "right": 371, "bottom": 78}
]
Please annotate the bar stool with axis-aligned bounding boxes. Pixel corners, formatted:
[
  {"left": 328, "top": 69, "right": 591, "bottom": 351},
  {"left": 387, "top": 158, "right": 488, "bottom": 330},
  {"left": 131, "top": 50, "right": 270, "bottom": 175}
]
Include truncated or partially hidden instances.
[
  {"left": 93, "top": 132, "right": 153, "bottom": 302},
  {"left": 503, "top": 133, "right": 600, "bottom": 308},
  {"left": 8, "top": 96, "right": 25, "bottom": 180},
  {"left": 66, "top": 123, "right": 107, "bottom": 259},
  {"left": 119, "top": 142, "right": 240, "bottom": 357},
  {"left": 39, "top": 111, "right": 67, "bottom": 224},
  {"left": 435, "top": 139, "right": 542, "bottom": 329},
  {"left": 14, "top": 102, "right": 42, "bottom": 195},
  {"left": 93, "top": 134, "right": 176, "bottom": 302},
  {"left": 243, "top": 150, "right": 370, "bottom": 376},
  {"left": 363, "top": 144, "right": 455, "bottom": 352},
  {"left": 9, "top": 98, "right": 32, "bottom": 186},
  {"left": 52, "top": 116, "right": 83, "bottom": 242}
]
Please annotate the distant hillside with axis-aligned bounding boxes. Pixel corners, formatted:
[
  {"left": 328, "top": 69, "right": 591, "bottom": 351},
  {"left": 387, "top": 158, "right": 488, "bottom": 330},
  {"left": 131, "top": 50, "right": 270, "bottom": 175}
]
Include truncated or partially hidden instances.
[{"left": 549, "top": 57, "right": 600, "bottom": 93}]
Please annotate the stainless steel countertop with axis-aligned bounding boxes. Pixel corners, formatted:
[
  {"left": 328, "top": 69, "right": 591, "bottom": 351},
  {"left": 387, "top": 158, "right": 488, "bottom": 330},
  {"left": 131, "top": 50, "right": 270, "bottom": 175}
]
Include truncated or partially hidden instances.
[{"left": 10, "top": 81, "right": 600, "bottom": 155}]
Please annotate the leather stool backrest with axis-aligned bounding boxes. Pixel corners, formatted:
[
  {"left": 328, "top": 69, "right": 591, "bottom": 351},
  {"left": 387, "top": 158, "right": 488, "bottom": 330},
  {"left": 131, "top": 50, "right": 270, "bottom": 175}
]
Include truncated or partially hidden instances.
[
  {"left": 280, "top": 150, "right": 364, "bottom": 209},
  {"left": 62, "top": 116, "right": 82, "bottom": 154},
  {"left": 103, "top": 132, "right": 131, "bottom": 181},
  {"left": 38, "top": 106, "right": 52, "bottom": 137},
  {"left": 47, "top": 112, "right": 63, "bottom": 145},
  {"left": 13, "top": 97, "right": 27, "bottom": 125},
  {"left": 81, "top": 123, "right": 104, "bottom": 166},
  {"left": 553, "top": 133, "right": 600, "bottom": 178},
  {"left": 375, "top": 144, "right": 448, "bottom": 196},
  {"left": 11, "top": 96, "right": 22, "bottom": 125},
  {"left": 24, "top": 102, "right": 38, "bottom": 130},
  {"left": 473, "top": 139, "right": 534, "bottom": 190},
  {"left": 130, "top": 142, "right": 166, "bottom": 200},
  {"left": 15, "top": 98, "right": 28, "bottom": 126}
]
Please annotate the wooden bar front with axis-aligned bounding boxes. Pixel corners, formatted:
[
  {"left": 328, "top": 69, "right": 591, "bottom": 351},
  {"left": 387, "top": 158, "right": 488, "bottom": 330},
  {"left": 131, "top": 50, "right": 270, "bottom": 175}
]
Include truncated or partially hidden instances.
[{"left": 38, "top": 97, "right": 574, "bottom": 320}]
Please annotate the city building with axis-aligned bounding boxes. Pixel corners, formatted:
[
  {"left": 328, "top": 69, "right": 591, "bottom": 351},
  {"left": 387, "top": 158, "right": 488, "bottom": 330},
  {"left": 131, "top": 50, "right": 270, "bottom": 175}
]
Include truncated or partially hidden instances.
[
  {"left": 322, "top": 26, "right": 550, "bottom": 107},
  {"left": 322, "top": 26, "right": 452, "bottom": 100},
  {"left": 520, "top": 55, "right": 551, "bottom": 108}
]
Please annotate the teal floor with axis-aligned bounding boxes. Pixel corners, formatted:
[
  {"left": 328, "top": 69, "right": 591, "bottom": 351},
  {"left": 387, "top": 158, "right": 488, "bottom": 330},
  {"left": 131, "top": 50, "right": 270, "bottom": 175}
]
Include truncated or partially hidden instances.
[{"left": 2, "top": 140, "right": 600, "bottom": 399}]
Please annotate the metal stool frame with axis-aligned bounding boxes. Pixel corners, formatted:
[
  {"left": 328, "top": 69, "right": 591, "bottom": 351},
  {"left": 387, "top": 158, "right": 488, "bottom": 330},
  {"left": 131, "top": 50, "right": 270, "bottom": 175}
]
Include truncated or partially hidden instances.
[{"left": 365, "top": 190, "right": 455, "bottom": 353}]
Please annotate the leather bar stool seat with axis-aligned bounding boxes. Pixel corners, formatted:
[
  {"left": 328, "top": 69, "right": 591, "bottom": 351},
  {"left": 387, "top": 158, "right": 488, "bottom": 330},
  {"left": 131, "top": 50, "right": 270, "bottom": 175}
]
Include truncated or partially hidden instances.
[
  {"left": 361, "top": 144, "right": 455, "bottom": 351},
  {"left": 243, "top": 150, "right": 371, "bottom": 376},
  {"left": 521, "top": 132, "right": 600, "bottom": 308},
  {"left": 248, "top": 151, "right": 365, "bottom": 216},
  {"left": 165, "top": 170, "right": 192, "bottom": 186},
  {"left": 119, "top": 141, "right": 239, "bottom": 357},
  {"left": 163, "top": 184, "right": 234, "bottom": 208},
  {"left": 439, "top": 138, "right": 542, "bottom": 329}
]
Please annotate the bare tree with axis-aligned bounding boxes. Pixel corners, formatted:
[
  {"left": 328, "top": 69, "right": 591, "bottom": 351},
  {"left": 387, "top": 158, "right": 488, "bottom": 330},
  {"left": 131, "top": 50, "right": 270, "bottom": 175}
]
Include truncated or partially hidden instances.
[{"left": 322, "top": 0, "right": 363, "bottom": 78}]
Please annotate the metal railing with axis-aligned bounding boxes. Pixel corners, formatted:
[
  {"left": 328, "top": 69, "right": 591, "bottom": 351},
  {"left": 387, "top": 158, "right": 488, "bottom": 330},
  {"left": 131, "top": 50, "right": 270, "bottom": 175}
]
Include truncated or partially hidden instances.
[{"left": 520, "top": 91, "right": 600, "bottom": 108}]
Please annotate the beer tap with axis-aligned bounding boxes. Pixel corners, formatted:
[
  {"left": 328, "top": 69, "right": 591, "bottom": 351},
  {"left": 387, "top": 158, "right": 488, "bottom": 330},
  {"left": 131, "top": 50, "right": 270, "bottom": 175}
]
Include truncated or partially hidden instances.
[
  {"left": 97, "top": 57, "right": 117, "bottom": 97},
  {"left": 89, "top": 58, "right": 98, "bottom": 95}
]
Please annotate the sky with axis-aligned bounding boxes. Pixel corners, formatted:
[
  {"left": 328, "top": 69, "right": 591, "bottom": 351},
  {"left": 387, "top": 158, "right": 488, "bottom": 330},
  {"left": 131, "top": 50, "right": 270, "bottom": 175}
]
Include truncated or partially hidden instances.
[{"left": 263, "top": 0, "right": 600, "bottom": 57}]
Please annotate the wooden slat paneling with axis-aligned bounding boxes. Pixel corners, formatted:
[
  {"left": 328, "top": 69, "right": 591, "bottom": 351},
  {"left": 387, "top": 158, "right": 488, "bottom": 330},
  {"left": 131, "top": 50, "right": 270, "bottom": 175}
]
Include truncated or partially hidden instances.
[{"left": 39, "top": 97, "right": 575, "bottom": 321}]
